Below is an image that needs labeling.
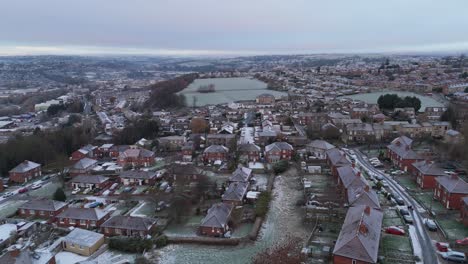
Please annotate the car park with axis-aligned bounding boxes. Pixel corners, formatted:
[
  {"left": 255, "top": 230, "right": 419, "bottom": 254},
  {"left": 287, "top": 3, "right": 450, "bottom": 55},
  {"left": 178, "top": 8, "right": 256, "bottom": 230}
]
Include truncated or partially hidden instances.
[
  {"left": 424, "top": 219, "right": 437, "bottom": 231},
  {"left": 441, "top": 251, "right": 466, "bottom": 263},
  {"left": 385, "top": 226, "right": 405, "bottom": 236}
]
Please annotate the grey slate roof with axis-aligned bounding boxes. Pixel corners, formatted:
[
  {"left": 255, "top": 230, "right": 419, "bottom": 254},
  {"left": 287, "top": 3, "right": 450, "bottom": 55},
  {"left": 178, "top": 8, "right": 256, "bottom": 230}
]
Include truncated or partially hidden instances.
[
  {"left": 9, "top": 160, "right": 41, "bottom": 173},
  {"left": 222, "top": 182, "right": 249, "bottom": 202},
  {"left": 387, "top": 136, "right": 421, "bottom": 160},
  {"left": 101, "top": 215, "right": 156, "bottom": 231},
  {"left": 238, "top": 143, "right": 261, "bottom": 152},
  {"left": 57, "top": 208, "right": 108, "bottom": 221},
  {"left": 64, "top": 228, "right": 104, "bottom": 247},
  {"left": 119, "top": 170, "right": 158, "bottom": 180},
  {"left": 337, "top": 166, "right": 368, "bottom": 189},
  {"left": 120, "top": 148, "right": 154, "bottom": 158},
  {"left": 200, "top": 203, "right": 233, "bottom": 229},
  {"left": 71, "top": 174, "right": 109, "bottom": 184},
  {"left": 412, "top": 161, "right": 446, "bottom": 176},
  {"left": 347, "top": 186, "right": 381, "bottom": 209},
  {"left": 307, "top": 140, "right": 335, "bottom": 151},
  {"left": 72, "top": 158, "right": 97, "bottom": 170},
  {"left": 436, "top": 175, "right": 468, "bottom": 194},
  {"left": 326, "top": 148, "right": 351, "bottom": 167},
  {"left": 204, "top": 145, "right": 229, "bottom": 153},
  {"left": 265, "top": 142, "right": 293, "bottom": 153},
  {"left": 333, "top": 205, "right": 383, "bottom": 263},
  {"left": 229, "top": 166, "right": 252, "bottom": 182},
  {"left": 19, "top": 199, "right": 67, "bottom": 212}
]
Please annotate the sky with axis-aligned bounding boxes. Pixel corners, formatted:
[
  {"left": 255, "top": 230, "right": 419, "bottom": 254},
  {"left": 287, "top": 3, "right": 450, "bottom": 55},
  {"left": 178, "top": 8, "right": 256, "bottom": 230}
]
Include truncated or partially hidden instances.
[{"left": 1, "top": 0, "right": 468, "bottom": 56}]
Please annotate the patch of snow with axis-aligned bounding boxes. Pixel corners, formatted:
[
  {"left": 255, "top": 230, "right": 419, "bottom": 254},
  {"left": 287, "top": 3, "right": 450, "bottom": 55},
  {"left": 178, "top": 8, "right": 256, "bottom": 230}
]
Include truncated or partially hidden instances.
[
  {"left": 408, "top": 225, "right": 423, "bottom": 264},
  {"left": 0, "top": 224, "right": 17, "bottom": 241},
  {"left": 129, "top": 202, "right": 147, "bottom": 217},
  {"left": 55, "top": 251, "right": 87, "bottom": 264}
]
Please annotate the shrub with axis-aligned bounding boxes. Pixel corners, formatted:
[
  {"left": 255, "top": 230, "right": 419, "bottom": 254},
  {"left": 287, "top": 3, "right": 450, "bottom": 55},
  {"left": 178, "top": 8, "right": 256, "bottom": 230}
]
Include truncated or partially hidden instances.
[
  {"left": 272, "top": 160, "right": 289, "bottom": 174},
  {"left": 108, "top": 236, "right": 153, "bottom": 253},
  {"left": 154, "top": 235, "right": 168, "bottom": 248},
  {"left": 255, "top": 191, "right": 272, "bottom": 217},
  {"left": 53, "top": 187, "right": 66, "bottom": 202}
]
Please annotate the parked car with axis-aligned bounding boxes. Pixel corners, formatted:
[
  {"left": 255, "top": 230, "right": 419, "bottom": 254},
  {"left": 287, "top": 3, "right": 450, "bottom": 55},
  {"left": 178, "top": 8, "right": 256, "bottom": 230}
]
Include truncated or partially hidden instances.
[
  {"left": 42, "top": 175, "right": 50, "bottom": 181},
  {"left": 83, "top": 188, "right": 92, "bottom": 194},
  {"left": 385, "top": 226, "right": 405, "bottom": 236},
  {"left": 123, "top": 187, "right": 133, "bottom": 193},
  {"left": 88, "top": 202, "right": 103, "bottom": 208},
  {"left": 424, "top": 219, "right": 437, "bottom": 231},
  {"left": 441, "top": 251, "right": 466, "bottom": 263},
  {"left": 394, "top": 196, "right": 405, "bottom": 206},
  {"left": 436, "top": 242, "right": 450, "bottom": 252},
  {"left": 71, "top": 188, "right": 80, "bottom": 195},
  {"left": 31, "top": 183, "right": 42, "bottom": 190},
  {"left": 403, "top": 214, "right": 413, "bottom": 224},
  {"left": 456, "top": 237, "right": 468, "bottom": 246},
  {"left": 399, "top": 208, "right": 410, "bottom": 216},
  {"left": 18, "top": 187, "right": 28, "bottom": 194},
  {"left": 2, "top": 192, "right": 14, "bottom": 198}
]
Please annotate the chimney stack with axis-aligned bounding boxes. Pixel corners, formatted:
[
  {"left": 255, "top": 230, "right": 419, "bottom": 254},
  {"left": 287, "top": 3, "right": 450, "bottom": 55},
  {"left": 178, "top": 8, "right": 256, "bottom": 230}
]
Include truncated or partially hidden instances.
[
  {"left": 451, "top": 173, "right": 459, "bottom": 180},
  {"left": 352, "top": 163, "right": 355, "bottom": 168},
  {"left": 359, "top": 223, "right": 368, "bottom": 235},
  {"left": 357, "top": 171, "right": 361, "bottom": 177},
  {"left": 364, "top": 205, "right": 371, "bottom": 215},
  {"left": 364, "top": 185, "right": 370, "bottom": 192}
]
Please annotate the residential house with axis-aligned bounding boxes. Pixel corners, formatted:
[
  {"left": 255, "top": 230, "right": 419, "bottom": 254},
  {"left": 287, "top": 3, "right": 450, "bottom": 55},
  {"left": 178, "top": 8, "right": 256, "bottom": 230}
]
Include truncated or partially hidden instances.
[
  {"left": 70, "top": 144, "right": 97, "bottom": 161},
  {"left": 412, "top": 160, "right": 447, "bottom": 189},
  {"left": 119, "top": 170, "right": 158, "bottom": 186},
  {"left": 169, "top": 163, "right": 203, "bottom": 183},
  {"left": 238, "top": 143, "right": 261, "bottom": 162},
  {"left": 100, "top": 215, "right": 157, "bottom": 237},
  {"left": 336, "top": 166, "right": 368, "bottom": 198},
  {"left": 398, "top": 124, "right": 423, "bottom": 139},
  {"left": 306, "top": 140, "right": 335, "bottom": 160},
  {"left": 386, "top": 136, "right": 423, "bottom": 172},
  {"left": 96, "top": 143, "right": 114, "bottom": 158},
  {"left": 181, "top": 142, "right": 194, "bottom": 162},
  {"left": 222, "top": 181, "right": 249, "bottom": 206},
  {"left": 343, "top": 123, "right": 375, "bottom": 144},
  {"left": 333, "top": 205, "right": 383, "bottom": 264},
  {"left": 434, "top": 175, "right": 468, "bottom": 210},
  {"left": 256, "top": 93, "right": 276, "bottom": 104},
  {"left": 17, "top": 199, "right": 68, "bottom": 220},
  {"left": 431, "top": 121, "right": 450, "bottom": 138},
  {"left": 158, "top": 136, "right": 186, "bottom": 151},
  {"left": 228, "top": 166, "right": 252, "bottom": 183},
  {"left": 203, "top": 145, "right": 229, "bottom": 163},
  {"left": 206, "top": 134, "right": 236, "bottom": 147},
  {"left": 256, "top": 130, "right": 278, "bottom": 146},
  {"left": 326, "top": 148, "right": 351, "bottom": 178},
  {"left": 117, "top": 147, "right": 155, "bottom": 168},
  {"left": 62, "top": 228, "right": 105, "bottom": 256},
  {"left": 109, "top": 145, "right": 131, "bottom": 158},
  {"left": 69, "top": 158, "right": 98, "bottom": 177},
  {"left": 0, "top": 247, "right": 56, "bottom": 264},
  {"left": 199, "top": 203, "right": 233, "bottom": 237},
  {"left": 70, "top": 175, "right": 110, "bottom": 190},
  {"left": 57, "top": 208, "right": 110, "bottom": 229},
  {"left": 264, "top": 142, "right": 294, "bottom": 163},
  {"left": 9, "top": 160, "right": 41, "bottom": 183},
  {"left": 347, "top": 185, "right": 381, "bottom": 210}
]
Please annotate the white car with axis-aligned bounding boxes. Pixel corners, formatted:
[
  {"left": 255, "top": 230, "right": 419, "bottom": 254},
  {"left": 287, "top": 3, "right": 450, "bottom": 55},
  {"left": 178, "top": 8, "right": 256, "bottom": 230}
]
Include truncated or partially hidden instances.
[
  {"left": 31, "top": 183, "right": 42, "bottom": 190},
  {"left": 2, "top": 192, "right": 14, "bottom": 198},
  {"left": 71, "top": 188, "right": 80, "bottom": 194}
]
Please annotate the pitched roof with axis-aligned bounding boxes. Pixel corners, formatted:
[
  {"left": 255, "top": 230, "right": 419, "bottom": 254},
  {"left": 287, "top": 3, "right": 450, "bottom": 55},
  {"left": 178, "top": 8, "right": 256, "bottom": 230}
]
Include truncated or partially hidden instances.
[
  {"left": 71, "top": 174, "right": 109, "bottom": 184},
  {"left": 72, "top": 158, "right": 97, "bottom": 170},
  {"left": 387, "top": 137, "right": 421, "bottom": 160},
  {"left": 436, "top": 175, "right": 468, "bottom": 194},
  {"left": 307, "top": 140, "right": 336, "bottom": 151},
  {"left": 326, "top": 148, "right": 351, "bottom": 167},
  {"left": 337, "top": 166, "right": 368, "bottom": 189},
  {"left": 120, "top": 148, "right": 154, "bottom": 158},
  {"left": 229, "top": 166, "right": 252, "bottom": 182},
  {"left": 64, "top": 228, "right": 104, "bottom": 247},
  {"left": 347, "top": 186, "right": 381, "bottom": 209},
  {"left": 222, "top": 182, "right": 249, "bottom": 202},
  {"left": 9, "top": 160, "right": 41, "bottom": 173},
  {"left": 265, "top": 142, "right": 293, "bottom": 153},
  {"left": 19, "top": 199, "right": 67, "bottom": 212},
  {"left": 119, "top": 170, "right": 158, "bottom": 180},
  {"left": 57, "top": 208, "right": 108, "bottom": 221},
  {"left": 200, "top": 203, "right": 233, "bottom": 229},
  {"left": 412, "top": 160, "right": 446, "bottom": 176},
  {"left": 333, "top": 205, "right": 383, "bottom": 263},
  {"left": 101, "top": 215, "right": 156, "bottom": 231},
  {"left": 238, "top": 143, "right": 261, "bottom": 152},
  {"left": 204, "top": 145, "right": 229, "bottom": 153}
]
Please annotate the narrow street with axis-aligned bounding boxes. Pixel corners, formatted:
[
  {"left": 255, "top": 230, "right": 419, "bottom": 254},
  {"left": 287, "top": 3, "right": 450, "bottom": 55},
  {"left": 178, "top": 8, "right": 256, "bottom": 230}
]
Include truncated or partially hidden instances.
[{"left": 353, "top": 149, "right": 439, "bottom": 264}]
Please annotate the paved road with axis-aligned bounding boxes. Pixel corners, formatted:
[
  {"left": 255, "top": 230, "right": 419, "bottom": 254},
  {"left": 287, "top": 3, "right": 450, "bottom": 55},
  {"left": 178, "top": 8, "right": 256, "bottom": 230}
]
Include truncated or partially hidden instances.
[{"left": 353, "top": 149, "right": 438, "bottom": 264}]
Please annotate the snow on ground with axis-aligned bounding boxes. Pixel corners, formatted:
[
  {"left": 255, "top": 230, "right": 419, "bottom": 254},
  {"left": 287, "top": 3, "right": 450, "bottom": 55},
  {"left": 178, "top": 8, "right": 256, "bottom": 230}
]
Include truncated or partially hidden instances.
[
  {"left": 408, "top": 225, "right": 423, "bottom": 264},
  {"left": 129, "top": 202, "right": 147, "bottom": 217},
  {"left": 0, "top": 224, "right": 17, "bottom": 241},
  {"left": 248, "top": 162, "right": 264, "bottom": 169},
  {"left": 93, "top": 250, "right": 136, "bottom": 264},
  {"left": 55, "top": 251, "right": 88, "bottom": 264}
]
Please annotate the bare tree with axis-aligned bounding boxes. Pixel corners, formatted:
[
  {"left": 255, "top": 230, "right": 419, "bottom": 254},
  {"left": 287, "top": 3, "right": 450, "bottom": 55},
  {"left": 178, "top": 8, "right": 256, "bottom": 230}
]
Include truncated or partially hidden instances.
[{"left": 252, "top": 236, "right": 306, "bottom": 264}]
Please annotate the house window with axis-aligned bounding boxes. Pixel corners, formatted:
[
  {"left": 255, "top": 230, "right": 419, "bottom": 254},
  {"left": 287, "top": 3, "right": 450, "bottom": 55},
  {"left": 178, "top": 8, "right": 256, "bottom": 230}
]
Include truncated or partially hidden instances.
[
  {"left": 352, "top": 260, "right": 357, "bottom": 264},
  {"left": 39, "top": 210, "right": 45, "bottom": 216},
  {"left": 80, "top": 220, "right": 86, "bottom": 225},
  {"left": 29, "top": 209, "right": 35, "bottom": 214},
  {"left": 91, "top": 221, "right": 96, "bottom": 226},
  {"left": 115, "top": 228, "right": 121, "bottom": 234},
  {"left": 70, "top": 219, "right": 76, "bottom": 224}
]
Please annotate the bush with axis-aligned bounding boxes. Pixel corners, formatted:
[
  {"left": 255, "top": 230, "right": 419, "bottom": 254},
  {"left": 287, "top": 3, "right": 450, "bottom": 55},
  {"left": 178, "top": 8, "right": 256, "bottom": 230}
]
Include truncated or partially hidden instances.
[
  {"left": 53, "top": 187, "right": 67, "bottom": 202},
  {"left": 108, "top": 236, "right": 153, "bottom": 253},
  {"left": 154, "top": 235, "right": 168, "bottom": 248},
  {"left": 273, "top": 160, "right": 289, "bottom": 174},
  {"left": 255, "top": 191, "right": 272, "bottom": 217}
]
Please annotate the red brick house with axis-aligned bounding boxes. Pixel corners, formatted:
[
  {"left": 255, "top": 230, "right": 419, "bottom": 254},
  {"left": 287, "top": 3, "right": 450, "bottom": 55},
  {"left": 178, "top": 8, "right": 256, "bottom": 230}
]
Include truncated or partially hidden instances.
[
  {"left": 57, "top": 208, "right": 111, "bottom": 229},
  {"left": 109, "top": 145, "right": 131, "bottom": 158},
  {"left": 336, "top": 166, "right": 368, "bottom": 198},
  {"left": 203, "top": 145, "right": 229, "bottom": 163},
  {"left": 434, "top": 175, "right": 468, "bottom": 210},
  {"left": 96, "top": 143, "right": 114, "bottom": 158},
  {"left": 69, "top": 158, "right": 98, "bottom": 177},
  {"left": 199, "top": 203, "right": 233, "bottom": 237},
  {"left": 17, "top": 199, "right": 68, "bottom": 221},
  {"left": 264, "top": 142, "right": 294, "bottom": 163},
  {"left": 117, "top": 147, "right": 155, "bottom": 168},
  {"left": 387, "top": 136, "right": 423, "bottom": 172},
  {"left": 461, "top": 197, "right": 468, "bottom": 226},
  {"left": 100, "top": 215, "right": 157, "bottom": 237},
  {"left": 238, "top": 143, "right": 261, "bottom": 162},
  {"left": 222, "top": 181, "right": 249, "bottom": 206},
  {"left": 326, "top": 148, "right": 351, "bottom": 178},
  {"left": 256, "top": 93, "right": 275, "bottom": 104},
  {"left": 412, "top": 160, "right": 447, "bottom": 189},
  {"left": 333, "top": 205, "right": 383, "bottom": 264},
  {"left": 9, "top": 160, "right": 41, "bottom": 183},
  {"left": 70, "top": 144, "right": 97, "bottom": 161}
]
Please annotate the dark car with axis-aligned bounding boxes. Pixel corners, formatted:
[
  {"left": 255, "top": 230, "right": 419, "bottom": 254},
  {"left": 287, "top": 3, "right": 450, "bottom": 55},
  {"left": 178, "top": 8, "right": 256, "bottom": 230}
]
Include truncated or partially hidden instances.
[
  {"left": 394, "top": 196, "right": 405, "bottom": 206},
  {"left": 399, "top": 208, "right": 410, "bottom": 216},
  {"left": 424, "top": 219, "right": 437, "bottom": 231}
]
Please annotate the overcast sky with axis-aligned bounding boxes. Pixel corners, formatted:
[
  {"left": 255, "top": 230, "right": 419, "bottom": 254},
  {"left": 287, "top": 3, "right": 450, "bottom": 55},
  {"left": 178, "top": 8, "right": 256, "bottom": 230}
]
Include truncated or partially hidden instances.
[{"left": 1, "top": 0, "right": 468, "bottom": 56}]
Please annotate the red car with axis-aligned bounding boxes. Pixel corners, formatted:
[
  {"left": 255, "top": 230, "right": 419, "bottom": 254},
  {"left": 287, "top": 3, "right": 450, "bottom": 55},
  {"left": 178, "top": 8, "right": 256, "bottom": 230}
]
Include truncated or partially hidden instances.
[
  {"left": 436, "top": 242, "right": 449, "bottom": 252},
  {"left": 18, "top": 187, "right": 28, "bottom": 194},
  {"left": 385, "top": 226, "right": 405, "bottom": 236},
  {"left": 456, "top": 237, "right": 468, "bottom": 246}
]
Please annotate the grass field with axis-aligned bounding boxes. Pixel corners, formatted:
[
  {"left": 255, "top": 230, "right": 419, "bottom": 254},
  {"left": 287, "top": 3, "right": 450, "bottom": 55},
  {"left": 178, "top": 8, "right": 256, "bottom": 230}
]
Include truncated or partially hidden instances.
[{"left": 437, "top": 218, "right": 468, "bottom": 240}]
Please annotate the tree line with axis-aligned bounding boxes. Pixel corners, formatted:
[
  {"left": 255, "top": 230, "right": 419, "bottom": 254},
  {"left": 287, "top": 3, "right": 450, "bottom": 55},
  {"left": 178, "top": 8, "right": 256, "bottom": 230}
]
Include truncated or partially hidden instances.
[
  {"left": 377, "top": 94, "right": 422, "bottom": 112},
  {"left": 145, "top": 73, "right": 198, "bottom": 110}
]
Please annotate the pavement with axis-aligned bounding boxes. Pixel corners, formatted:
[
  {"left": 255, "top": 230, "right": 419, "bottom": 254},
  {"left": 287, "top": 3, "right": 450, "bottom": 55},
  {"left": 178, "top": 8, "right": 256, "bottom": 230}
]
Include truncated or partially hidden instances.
[{"left": 353, "top": 149, "right": 439, "bottom": 264}]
